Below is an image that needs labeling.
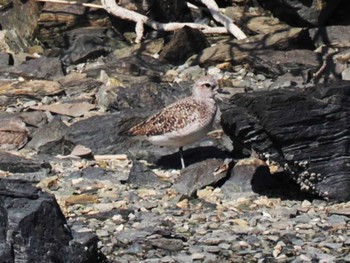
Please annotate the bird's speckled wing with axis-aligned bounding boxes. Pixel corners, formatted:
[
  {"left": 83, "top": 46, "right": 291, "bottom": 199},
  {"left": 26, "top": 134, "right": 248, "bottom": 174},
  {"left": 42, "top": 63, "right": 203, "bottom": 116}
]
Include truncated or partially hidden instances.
[{"left": 127, "top": 98, "right": 209, "bottom": 136}]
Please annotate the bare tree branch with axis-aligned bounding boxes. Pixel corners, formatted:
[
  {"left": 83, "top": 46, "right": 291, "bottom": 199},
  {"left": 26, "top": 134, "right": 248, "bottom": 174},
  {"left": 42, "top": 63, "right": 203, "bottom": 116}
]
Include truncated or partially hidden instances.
[
  {"left": 36, "top": 0, "right": 102, "bottom": 9},
  {"left": 199, "top": 0, "right": 246, "bottom": 40},
  {"left": 101, "top": 0, "right": 233, "bottom": 42},
  {"left": 35, "top": 0, "right": 246, "bottom": 42}
]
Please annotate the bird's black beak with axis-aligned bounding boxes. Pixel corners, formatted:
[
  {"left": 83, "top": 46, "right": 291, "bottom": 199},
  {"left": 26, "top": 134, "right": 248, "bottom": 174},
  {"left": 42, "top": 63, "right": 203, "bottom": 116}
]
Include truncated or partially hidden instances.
[
  {"left": 216, "top": 79, "right": 230, "bottom": 94},
  {"left": 217, "top": 87, "right": 230, "bottom": 94}
]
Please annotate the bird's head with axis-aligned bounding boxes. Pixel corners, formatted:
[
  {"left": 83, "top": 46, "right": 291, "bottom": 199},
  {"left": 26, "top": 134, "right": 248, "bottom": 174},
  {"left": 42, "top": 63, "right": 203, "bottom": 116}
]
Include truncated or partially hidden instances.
[{"left": 192, "top": 75, "right": 220, "bottom": 99}]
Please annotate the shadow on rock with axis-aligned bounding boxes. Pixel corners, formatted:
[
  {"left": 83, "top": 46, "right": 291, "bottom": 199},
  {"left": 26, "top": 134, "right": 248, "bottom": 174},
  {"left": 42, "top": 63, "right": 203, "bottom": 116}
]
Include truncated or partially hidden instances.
[
  {"left": 156, "top": 146, "right": 232, "bottom": 169},
  {"left": 220, "top": 158, "right": 321, "bottom": 201}
]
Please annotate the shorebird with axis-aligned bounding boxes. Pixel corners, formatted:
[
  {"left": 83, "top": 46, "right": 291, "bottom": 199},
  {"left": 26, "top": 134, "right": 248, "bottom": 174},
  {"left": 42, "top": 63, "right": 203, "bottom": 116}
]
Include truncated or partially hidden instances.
[{"left": 124, "top": 75, "right": 220, "bottom": 169}]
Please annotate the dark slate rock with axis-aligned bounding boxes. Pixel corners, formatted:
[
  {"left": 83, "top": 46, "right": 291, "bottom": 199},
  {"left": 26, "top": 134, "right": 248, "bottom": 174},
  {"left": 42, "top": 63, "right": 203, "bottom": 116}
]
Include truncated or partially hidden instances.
[
  {"left": 328, "top": 1, "right": 350, "bottom": 25},
  {"left": 0, "top": 179, "right": 103, "bottom": 262},
  {"left": 0, "top": 151, "right": 51, "bottom": 174},
  {"left": 221, "top": 158, "right": 269, "bottom": 197},
  {"left": 146, "top": 0, "right": 192, "bottom": 23},
  {"left": 65, "top": 113, "right": 131, "bottom": 154},
  {"left": 36, "top": 2, "right": 91, "bottom": 48},
  {"left": 125, "top": 161, "right": 170, "bottom": 188},
  {"left": 64, "top": 112, "right": 176, "bottom": 163},
  {"left": 19, "top": 110, "right": 48, "bottom": 128},
  {"left": 221, "top": 81, "right": 350, "bottom": 201},
  {"left": 67, "top": 166, "right": 122, "bottom": 186},
  {"left": 308, "top": 25, "right": 350, "bottom": 49},
  {"left": 108, "top": 81, "right": 189, "bottom": 112},
  {"left": 172, "top": 159, "right": 228, "bottom": 196},
  {"left": 156, "top": 146, "right": 232, "bottom": 169},
  {"left": 61, "top": 27, "right": 126, "bottom": 66},
  {"left": 8, "top": 56, "right": 64, "bottom": 80},
  {"left": 249, "top": 49, "right": 321, "bottom": 78},
  {"left": 26, "top": 116, "right": 72, "bottom": 155},
  {"left": 159, "top": 26, "right": 210, "bottom": 65},
  {"left": 257, "top": 0, "right": 343, "bottom": 27},
  {"left": 83, "top": 54, "right": 171, "bottom": 78},
  {"left": 150, "top": 238, "right": 184, "bottom": 251},
  {"left": 58, "top": 74, "right": 103, "bottom": 97},
  {"left": 0, "top": 0, "right": 40, "bottom": 50},
  {"left": 38, "top": 137, "right": 76, "bottom": 156},
  {"left": 0, "top": 112, "right": 45, "bottom": 132},
  {"left": 0, "top": 52, "right": 14, "bottom": 69},
  {"left": 221, "top": 158, "right": 305, "bottom": 200}
]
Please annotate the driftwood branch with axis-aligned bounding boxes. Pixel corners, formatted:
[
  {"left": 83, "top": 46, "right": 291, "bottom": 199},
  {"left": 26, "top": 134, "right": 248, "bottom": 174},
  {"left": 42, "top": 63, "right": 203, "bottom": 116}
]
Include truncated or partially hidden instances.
[
  {"left": 36, "top": 0, "right": 246, "bottom": 43},
  {"left": 200, "top": 0, "right": 246, "bottom": 40},
  {"left": 36, "top": 0, "right": 102, "bottom": 9},
  {"left": 101, "top": 0, "right": 242, "bottom": 42}
]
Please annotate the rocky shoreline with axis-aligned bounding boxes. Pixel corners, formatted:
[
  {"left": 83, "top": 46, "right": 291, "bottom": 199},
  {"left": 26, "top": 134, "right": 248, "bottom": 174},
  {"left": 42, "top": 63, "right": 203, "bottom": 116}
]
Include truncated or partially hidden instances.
[
  {"left": 52, "top": 156, "right": 350, "bottom": 262},
  {"left": 1, "top": 0, "right": 350, "bottom": 262}
]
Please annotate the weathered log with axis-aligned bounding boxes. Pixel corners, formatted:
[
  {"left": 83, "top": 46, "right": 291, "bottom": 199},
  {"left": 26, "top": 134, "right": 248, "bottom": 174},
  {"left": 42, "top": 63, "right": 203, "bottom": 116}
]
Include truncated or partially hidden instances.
[{"left": 221, "top": 81, "right": 350, "bottom": 201}]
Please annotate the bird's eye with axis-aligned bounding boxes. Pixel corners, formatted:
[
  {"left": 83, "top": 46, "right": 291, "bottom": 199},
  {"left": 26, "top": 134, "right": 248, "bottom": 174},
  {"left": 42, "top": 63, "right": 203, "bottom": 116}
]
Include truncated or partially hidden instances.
[{"left": 204, "top": 83, "right": 212, "bottom": 88}]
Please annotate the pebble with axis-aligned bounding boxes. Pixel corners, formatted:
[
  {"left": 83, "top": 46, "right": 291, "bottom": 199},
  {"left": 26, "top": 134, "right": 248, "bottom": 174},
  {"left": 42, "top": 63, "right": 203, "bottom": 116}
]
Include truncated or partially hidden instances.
[{"left": 15, "top": 155, "right": 350, "bottom": 262}]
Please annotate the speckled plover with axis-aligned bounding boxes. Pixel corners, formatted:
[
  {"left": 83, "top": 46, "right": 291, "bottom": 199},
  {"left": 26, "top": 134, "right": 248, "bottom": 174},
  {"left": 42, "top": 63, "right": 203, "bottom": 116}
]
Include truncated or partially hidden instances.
[{"left": 124, "top": 75, "right": 220, "bottom": 169}]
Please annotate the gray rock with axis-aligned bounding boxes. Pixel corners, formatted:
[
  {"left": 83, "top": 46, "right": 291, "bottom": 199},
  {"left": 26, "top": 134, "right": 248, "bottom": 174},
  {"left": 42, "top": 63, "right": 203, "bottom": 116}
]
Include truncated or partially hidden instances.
[
  {"left": 0, "top": 179, "right": 102, "bottom": 262},
  {"left": 150, "top": 238, "right": 184, "bottom": 251},
  {"left": 9, "top": 57, "right": 64, "bottom": 80},
  {"left": 258, "top": 0, "right": 343, "bottom": 26},
  {"left": 0, "top": 151, "right": 51, "bottom": 174},
  {"left": 126, "top": 161, "right": 170, "bottom": 188},
  {"left": 250, "top": 50, "right": 320, "bottom": 78},
  {"left": 159, "top": 26, "right": 210, "bottom": 66},
  {"left": 19, "top": 111, "right": 47, "bottom": 128},
  {"left": 0, "top": 0, "right": 40, "bottom": 52},
  {"left": 27, "top": 116, "right": 72, "bottom": 155},
  {"left": 0, "top": 52, "right": 13, "bottom": 69},
  {"left": 221, "top": 158, "right": 267, "bottom": 195},
  {"left": 172, "top": 159, "right": 228, "bottom": 196},
  {"left": 145, "top": 0, "right": 192, "bottom": 23},
  {"left": 309, "top": 25, "right": 350, "bottom": 49},
  {"left": 342, "top": 67, "right": 350, "bottom": 81},
  {"left": 83, "top": 54, "right": 171, "bottom": 79},
  {"left": 221, "top": 81, "right": 350, "bottom": 201},
  {"left": 61, "top": 27, "right": 125, "bottom": 66},
  {"left": 295, "top": 214, "right": 311, "bottom": 224}
]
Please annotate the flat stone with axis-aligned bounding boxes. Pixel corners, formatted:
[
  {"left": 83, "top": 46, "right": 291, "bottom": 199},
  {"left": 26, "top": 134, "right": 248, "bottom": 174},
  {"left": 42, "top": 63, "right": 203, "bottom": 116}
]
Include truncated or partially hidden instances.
[
  {"left": 10, "top": 56, "right": 64, "bottom": 79},
  {"left": 30, "top": 101, "right": 96, "bottom": 117},
  {"left": 173, "top": 159, "right": 228, "bottom": 196},
  {"left": 0, "top": 80, "right": 63, "bottom": 105},
  {"left": 126, "top": 161, "right": 170, "bottom": 188},
  {"left": 0, "top": 151, "right": 51, "bottom": 174},
  {"left": 149, "top": 238, "right": 184, "bottom": 251}
]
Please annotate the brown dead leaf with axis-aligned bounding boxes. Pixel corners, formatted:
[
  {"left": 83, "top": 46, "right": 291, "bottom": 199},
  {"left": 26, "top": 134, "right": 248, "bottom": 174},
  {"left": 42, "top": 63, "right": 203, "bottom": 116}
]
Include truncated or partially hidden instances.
[{"left": 0, "top": 118, "right": 29, "bottom": 150}]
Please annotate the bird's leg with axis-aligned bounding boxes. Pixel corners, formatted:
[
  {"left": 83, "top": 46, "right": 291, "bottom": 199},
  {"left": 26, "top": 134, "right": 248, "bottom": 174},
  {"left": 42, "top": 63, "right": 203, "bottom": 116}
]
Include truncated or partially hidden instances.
[{"left": 179, "top": 147, "right": 185, "bottom": 169}]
